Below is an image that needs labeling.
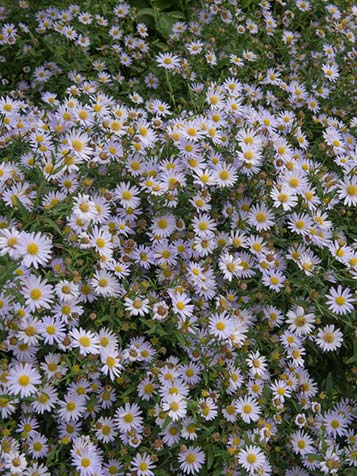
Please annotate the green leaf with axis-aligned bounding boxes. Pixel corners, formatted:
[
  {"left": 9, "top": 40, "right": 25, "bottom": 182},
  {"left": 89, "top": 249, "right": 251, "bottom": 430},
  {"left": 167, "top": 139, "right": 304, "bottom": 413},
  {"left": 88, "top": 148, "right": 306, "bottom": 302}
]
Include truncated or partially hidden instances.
[
  {"left": 156, "top": 13, "right": 177, "bottom": 38},
  {"left": 13, "top": 196, "right": 31, "bottom": 221},
  {"left": 136, "top": 7, "right": 155, "bottom": 18},
  {"left": 41, "top": 218, "right": 63, "bottom": 236},
  {"left": 207, "top": 452, "right": 214, "bottom": 469},
  {"left": 325, "top": 372, "right": 333, "bottom": 395},
  {"left": 161, "top": 415, "right": 171, "bottom": 430},
  {"left": 167, "top": 11, "right": 185, "bottom": 19},
  {"left": 154, "top": 0, "right": 174, "bottom": 9}
]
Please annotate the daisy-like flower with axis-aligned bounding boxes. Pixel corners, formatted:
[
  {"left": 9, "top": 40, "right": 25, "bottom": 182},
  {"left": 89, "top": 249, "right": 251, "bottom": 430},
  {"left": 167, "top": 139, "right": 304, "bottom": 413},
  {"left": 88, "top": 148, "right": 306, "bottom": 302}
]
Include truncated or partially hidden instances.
[
  {"left": 162, "top": 394, "right": 187, "bottom": 421},
  {"left": 54, "top": 280, "right": 79, "bottom": 303},
  {"left": 290, "top": 430, "right": 315, "bottom": 456},
  {"left": 131, "top": 453, "right": 156, "bottom": 476},
  {"left": 0, "top": 227, "right": 22, "bottom": 259},
  {"left": 17, "top": 231, "right": 52, "bottom": 269},
  {"left": 236, "top": 395, "right": 261, "bottom": 423},
  {"left": 218, "top": 253, "right": 243, "bottom": 281},
  {"left": 208, "top": 312, "right": 234, "bottom": 340},
  {"left": 315, "top": 325, "right": 343, "bottom": 352},
  {"left": 178, "top": 446, "right": 205, "bottom": 474},
  {"left": 162, "top": 423, "right": 181, "bottom": 446},
  {"left": 179, "top": 362, "right": 202, "bottom": 385},
  {"left": 91, "top": 270, "right": 121, "bottom": 297},
  {"left": 89, "top": 225, "right": 113, "bottom": 259},
  {"left": 137, "top": 377, "right": 156, "bottom": 401},
  {"left": 151, "top": 214, "right": 176, "bottom": 237},
  {"left": 114, "top": 182, "right": 141, "bottom": 209},
  {"left": 213, "top": 162, "right": 237, "bottom": 187},
  {"left": 70, "top": 328, "right": 100, "bottom": 355},
  {"left": 199, "top": 397, "right": 218, "bottom": 421},
  {"left": 65, "top": 130, "right": 92, "bottom": 160},
  {"left": 170, "top": 291, "right": 194, "bottom": 319},
  {"left": 271, "top": 379, "right": 292, "bottom": 402},
  {"left": 57, "top": 393, "right": 87, "bottom": 422},
  {"left": 4, "top": 452, "right": 28, "bottom": 474},
  {"left": 270, "top": 185, "right": 297, "bottom": 211},
  {"left": 156, "top": 52, "right": 181, "bottom": 70},
  {"left": 338, "top": 177, "right": 357, "bottom": 206},
  {"left": 71, "top": 441, "right": 102, "bottom": 476},
  {"left": 322, "top": 63, "right": 339, "bottom": 82},
  {"left": 262, "top": 269, "right": 286, "bottom": 292},
  {"left": 192, "top": 213, "right": 216, "bottom": 237},
  {"left": 247, "top": 351, "right": 268, "bottom": 378},
  {"left": 23, "top": 275, "right": 54, "bottom": 311},
  {"left": 95, "top": 416, "right": 118, "bottom": 444},
  {"left": 115, "top": 403, "right": 143, "bottom": 432},
  {"left": 101, "top": 350, "right": 123, "bottom": 381},
  {"left": 124, "top": 296, "right": 150, "bottom": 316},
  {"left": 286, "top": 306, "right": 315, "bottom": 336},
  {"left": 31, "top": 385, "right": 58, "bottom": 414},
  {"left": 323, "top": 410, "right": 348, "bottom": 438},
  {"left": 6, "top": 362, "right": 41, "bottom": 398},
  {"left": 72, "top": 194, "right": 98, "bottom": 222},
  {"left": 28, "top": 432, "right": 49, "bottom": 459},
  {"left": 247, "top": 204, "right": 275, "bottom": 231},
  {"left": 325, "top": 285, "right": 354, "bottom": 315},
  {"left": 238, "top": 445, "right": 266, "bottom": 473}
]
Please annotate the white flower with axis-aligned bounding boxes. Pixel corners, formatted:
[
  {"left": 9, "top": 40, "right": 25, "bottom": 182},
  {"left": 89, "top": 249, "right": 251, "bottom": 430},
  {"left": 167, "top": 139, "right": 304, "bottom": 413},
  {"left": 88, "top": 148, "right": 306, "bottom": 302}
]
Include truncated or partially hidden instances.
[
  {"left": 290, "top": 430, "right": 314, "bottom": 455},
  {"left": 162, "top": 394, "right": 187, "bottom": 421},
  {"left": 114, "top": 182, "right": 141, "bottom": 209},
  {"left": 73, "top": 194, "right": 98, "bottom": 222},
  {"left": 208, "top": 312, "right": 234, "bottom": 340},
  {"left": 325, "top": 285, "right": 354, "bottom": 315},
  {"left": 115, "top": 403, "right": 143, "bottom": 432},
  {"left": 124, "top": 296, "right": 150, "bottom": 316},
  {"left": 65, "top": 129, "right": 92, "bottom": 160},
  {"left": 238, "top": 445, "right": 266, "bottom": 472},
  {"left": 178, "top": 446, "right": 205, "bottom": 474},
  {"left": 17, "top": 231, "right": 52, "bottom": 269},
  {"left": 23, "top": 275, "right": 54, "bottom": 311},
  {"left": 130, "top": 452, "right": 156, "bottom": 476},
  {"left": 70, "top": 328, "right": 100, "bottom": 356},
  {"left": 236, "top": 396, "right": 261, "bottom": 423},
  {"left": 315, "top": 325, "right": 343, "bottom": 352},
  {"left": 156, "top": 52, "right": 181, "bottom": 70},
  {"left": 57, "top": 393, "right": 87, "bottom": 422},
  {"left": 7, "top": 362, "right": 41, "bottom": 398},
  {"left": 338, "top": 178, "right": 357, "bottom": 206}
]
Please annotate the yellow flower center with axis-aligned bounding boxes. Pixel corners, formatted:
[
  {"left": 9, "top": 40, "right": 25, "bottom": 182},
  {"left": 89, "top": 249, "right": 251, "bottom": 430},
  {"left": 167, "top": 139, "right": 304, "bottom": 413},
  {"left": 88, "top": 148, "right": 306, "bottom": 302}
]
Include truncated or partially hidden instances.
[
  {"left": 71, "top": 139, "right": 84, "bottom": 152},
  {"left": 27, "top": 243, "right": 39, "bottom": 255},
  {"left": 335, "top": 296, "right": 345, "bottom": 305},
  {"left": 81, "top": 458, "right": 91, "bottom": 468},
  {"left": 124, "top": 413, "right": 134, "bottom": 423},
  {"left": 18, "top": 375, "right": 30, "bottom": 386},
  {"left": 30, "top": 289, "right": 42, "bottom": 300},
  {"left": 185, "top": 454, "right": 197, "bottom": 464}
]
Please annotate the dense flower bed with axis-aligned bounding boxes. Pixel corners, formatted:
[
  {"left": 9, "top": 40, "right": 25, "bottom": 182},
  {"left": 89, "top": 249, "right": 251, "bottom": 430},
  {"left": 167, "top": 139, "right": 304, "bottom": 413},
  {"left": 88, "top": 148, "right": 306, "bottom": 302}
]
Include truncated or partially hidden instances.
[{"left": 0, "top": 1, "right": 356, "bottom": 475}]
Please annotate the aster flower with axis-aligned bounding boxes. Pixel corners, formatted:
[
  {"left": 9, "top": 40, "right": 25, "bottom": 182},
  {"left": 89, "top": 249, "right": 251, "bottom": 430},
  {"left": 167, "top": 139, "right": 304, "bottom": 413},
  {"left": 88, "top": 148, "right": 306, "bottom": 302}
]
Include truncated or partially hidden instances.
[
  {"left": 238, "top": 445, "right": 266, "bottom": 473},
  {"left": 156, "top": 52, "right": 181, "bottom": 70},
  {"left": 178, "top": 446, "right": 205, "bottom": 474},
  {"left": 315, "top": 325, "right": 343, "bottom": 352},
  {"left": 70, "top": 328, "right": 100, "bottom": 356},
  {"left": 22, "top": 275, "right": 54, "bottom": 311},
  {"left": 325, "top": 285, "right": 354, "bottom": 315},
  {"left": 6, "top": 362, "right": 41, "bottom": 398},
  {"left": 17, "top": 231, "right": 52, "bottom": 269}
]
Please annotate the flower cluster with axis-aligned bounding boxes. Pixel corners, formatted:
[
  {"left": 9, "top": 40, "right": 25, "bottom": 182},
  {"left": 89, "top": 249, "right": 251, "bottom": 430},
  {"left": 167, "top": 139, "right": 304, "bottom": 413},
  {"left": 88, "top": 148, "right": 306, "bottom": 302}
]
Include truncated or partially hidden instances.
[{"left": 0, "top": 1, "right": 357, "bottom": 476}]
